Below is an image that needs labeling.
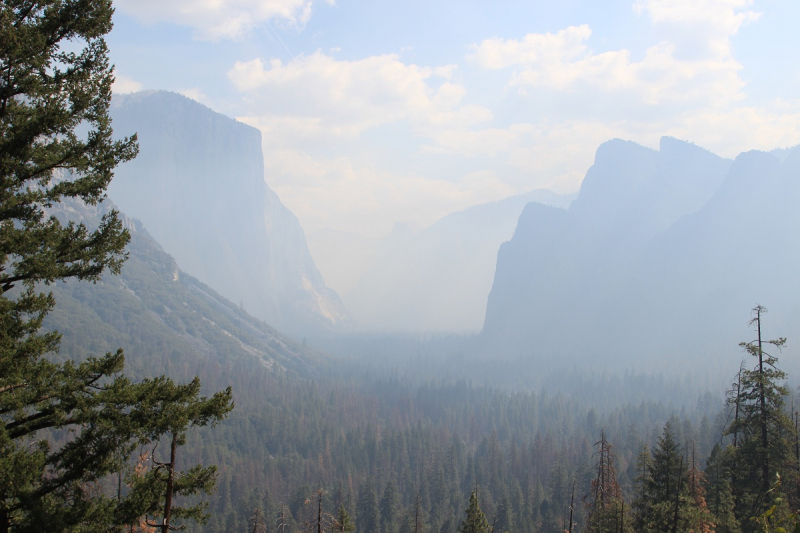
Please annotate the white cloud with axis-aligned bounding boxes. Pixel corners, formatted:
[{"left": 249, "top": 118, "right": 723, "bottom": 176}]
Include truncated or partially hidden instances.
[
  {"left": 228, "top": 52, "right": 490, "bottom": 141},
  {"left": 178, "top": 87, "right": 211, "bottom": 105},
  {"left": 638, "top": 0, "right": 759, "bottom": 28},
  {"left": 228, "top": 51, "right": 513, "bottom": 235},
  {"left": 260, "top": 150, "right": 516, "bottom": 238},
  {"left": 115, "top": 0, "right": 325, "bottom": 40},
  {"left": 662, "top": 104, "right": 800, "bottom": 157},
  {"left": 637, "top": 0, "right": 760, "bottom": 60},
  {"left": 470, "top": 1, "right": 760, "bottom": 110},
  {"left": 470, "top": 23, "right": 745, "bottom": 108},
  {"left": 112, "top": 75, "right": 143, "bottom": 94}
]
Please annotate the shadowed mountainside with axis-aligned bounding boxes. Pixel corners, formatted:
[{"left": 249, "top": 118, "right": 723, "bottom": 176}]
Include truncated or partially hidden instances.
[
  {"left": 46, "top": 197, "right": 327, "bottom": 383},
  {"left": 482, "top": 137, "right": 800, "bottom": 370},
  {"left": 107, "top": 91, "right": 348, "bottom": 338}
]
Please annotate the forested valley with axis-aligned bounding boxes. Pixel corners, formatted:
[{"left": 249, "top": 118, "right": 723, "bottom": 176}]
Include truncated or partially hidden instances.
[
  {"left": 129, "top": 322, "right": 800, "bottom": 533},
  {"left": 4, "top": 2, "right": 800, "bottom": 533}
]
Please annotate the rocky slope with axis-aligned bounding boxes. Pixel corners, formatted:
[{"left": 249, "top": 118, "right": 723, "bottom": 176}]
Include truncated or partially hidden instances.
[{"left": 46, "top": 197, "right": 326, "bottom": 382}]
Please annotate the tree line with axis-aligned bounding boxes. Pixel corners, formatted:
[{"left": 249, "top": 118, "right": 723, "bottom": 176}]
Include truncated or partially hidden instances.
[{"left": 210, "top": 306, "right": 791, "bottom": 533}]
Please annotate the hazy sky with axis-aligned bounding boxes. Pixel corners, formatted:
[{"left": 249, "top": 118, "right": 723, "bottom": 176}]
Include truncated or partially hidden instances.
[{"left": 109, "top": 0, "right": 800, "bottom": 238}]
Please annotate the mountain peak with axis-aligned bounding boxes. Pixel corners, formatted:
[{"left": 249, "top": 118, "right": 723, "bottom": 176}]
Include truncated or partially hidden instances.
[{"left": 109, "top": 91, "right": 349, "bottom": 337}]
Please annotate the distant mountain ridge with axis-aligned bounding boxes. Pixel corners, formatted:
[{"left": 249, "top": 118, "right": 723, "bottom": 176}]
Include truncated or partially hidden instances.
[
  {"left": 108, "top": 91, "right": 349, "bottom": 338},
  {"left": 482, "top": 137, "right": 800, "bottom": 370},
  {"left": 335, "top": 189, "right": 575, "bottom": 332}
]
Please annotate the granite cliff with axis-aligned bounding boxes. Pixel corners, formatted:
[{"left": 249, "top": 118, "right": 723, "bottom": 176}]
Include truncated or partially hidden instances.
[{"left": 108, "top": 91, "right": 349, "bottom": 338}]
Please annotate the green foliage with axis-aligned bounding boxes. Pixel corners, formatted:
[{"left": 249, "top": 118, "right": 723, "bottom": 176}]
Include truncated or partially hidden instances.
[
  {"left": 0, "top": 0, "right": 137, "bottom": 527},
  {"left": 458, "top": 491, "right": 491, "bottom": 533},
  {"left": 705, "top": 444, "right": 740, "bottom": 533},
  {"left": 751, "top": 474, "right": 798, "bottom": 533},
  {"left": 725, "top": 306, "right": 794, "bottom": 526},
  {"left": 358, "top": 480, "right": 381, "bottom": 533},
  {"left": 114, "top": 378, "right": 233, "bottom": 529},
  {"left": 0, "top": 2, "right": 233, "bottom": 531},
  {"left": 336, "top": 504, "right": 356, "bottom": 533},
  {"left": 631, "top": 423, "right": 715, "bottom": 533},
  {"left": 380, "top": 481, "right": 401, "bottom": 533}
]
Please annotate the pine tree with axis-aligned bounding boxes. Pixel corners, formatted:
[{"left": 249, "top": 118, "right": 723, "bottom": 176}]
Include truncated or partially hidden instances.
[
  {"left": 632, "top": 444, "right": 653, "bottom": 532},
  {"left": 113, "top": 378, "right": 233, "bottom": 532},
  {"left": 632, "top": 424, "right": 723, "bottom": 533},
  {"left": 585, "top": 431, "right": 630, "bottom": 533},
  {"left": 725, "top": 306, "right": 793, "bottom": 524},
  {"left": 251, "top": 507, "right": 268, "bottom": 533},
  {"left": 458, "top": 491, "right": 491, "bottom": 533},
  {"left": 684, "top": 442, "right": 715, "bottom": 533},
  {"left": 358, "top": 480, "right": 381, "bottom": 533},
  {"left": 0, "top": 2, "right": 233, "bottom": 531},
  {"left": 704, "top": 445, "right": 738, "bottom": 533},
  {"left": 632, "top": 423, "right": 687, "bottom": 533},
  {"left": 381, "top": 481, "right": 401, "bottom": 533},
  {"left": 494, "top": 493, "right": 515, "bottom": 533},
  {"left": 335, "top": 504, "right": 356, "bottom": 533}
]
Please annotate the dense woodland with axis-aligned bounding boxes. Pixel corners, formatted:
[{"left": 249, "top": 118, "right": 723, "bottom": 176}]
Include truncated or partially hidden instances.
[{"left": 172, "top": 328, "right": 800, "bottom": 533}]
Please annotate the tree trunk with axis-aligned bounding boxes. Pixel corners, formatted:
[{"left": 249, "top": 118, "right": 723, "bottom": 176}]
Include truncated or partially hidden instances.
[
  {"left": 162, "top": 432, "right": 178, "bottom": 533},
  {"left": 757, "top": 308, "right": 770, "bottom": 494}
]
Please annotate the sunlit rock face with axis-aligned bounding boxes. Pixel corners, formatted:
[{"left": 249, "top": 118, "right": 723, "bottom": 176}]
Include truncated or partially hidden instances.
[
  {"left": 483, "top": 137, "right": 800, "bottom": 369},
  {"left": 109, "top": 91, "right": 349, "bottom": 338}
]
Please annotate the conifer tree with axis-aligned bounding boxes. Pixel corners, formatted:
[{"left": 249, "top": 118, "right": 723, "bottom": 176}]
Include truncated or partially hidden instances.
[
  {"left": 251, "top": 507, "right": 267, "bottom": 533},
  {"left": 458, "top": 490, "right": 491, "bottom": 533},
  {"left": 632, "top": 423, "right": 711, "bottom": 533},
  {"left": 114, "top": 377, "right": 233, "bottom": 531},
  {"left": 632, "top": 444, "right": 653, "bottom": 532},
  {"left": 358, "top": 481, "right": 381, "bottom": 533},
  {"left": 684, "top": 442, "right": 715, "bottom": 533},
  {"left": 725, "top": 306, "right": 793, "bottom": 524},
  {"left": 0, "top": 1, "right": 233, "bottom": 531},
  {"left": 335, "top": 504, "right": 356, "bottom": 533},
  {"left": 494, "top": 493, "right": 515, "bottom": 533},
  {"left": 381, "top": 481, "right": 401, "bottom": 533},
  {"left": 584, "top": 431, "right": 630, "bottom": 533},
  {"left": 703, "top": 445, "right": 738, "bottom": 533}
]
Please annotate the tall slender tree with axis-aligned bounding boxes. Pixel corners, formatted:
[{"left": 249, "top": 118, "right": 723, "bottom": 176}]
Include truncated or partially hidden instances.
[
  {"left": 585, "top": 430, "right": 629, "bottom": 533},
  {"left": 335, "top": 504, "right": 355, "bottom": 533},
  {"left": 725, "top": 306, "right": 793, "bottom": 524}
]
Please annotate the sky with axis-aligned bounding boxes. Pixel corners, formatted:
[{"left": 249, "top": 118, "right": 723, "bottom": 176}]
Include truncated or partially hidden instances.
[{"left": 108, "top": 0, "right": 800, "bottom": 239}]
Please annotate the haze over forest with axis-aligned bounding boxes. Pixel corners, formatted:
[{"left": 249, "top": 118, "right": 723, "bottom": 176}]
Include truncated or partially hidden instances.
[{"left": 5, "top": 1, "right": 800, "bottom": 533}]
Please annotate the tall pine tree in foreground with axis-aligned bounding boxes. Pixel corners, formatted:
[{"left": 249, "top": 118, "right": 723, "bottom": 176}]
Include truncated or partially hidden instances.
[
  {"left": 0, "top": 1, "right": 232, "bottom": 531},
  {"left": 725, "top": 306, "right": 793, "bottom": 527}
]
